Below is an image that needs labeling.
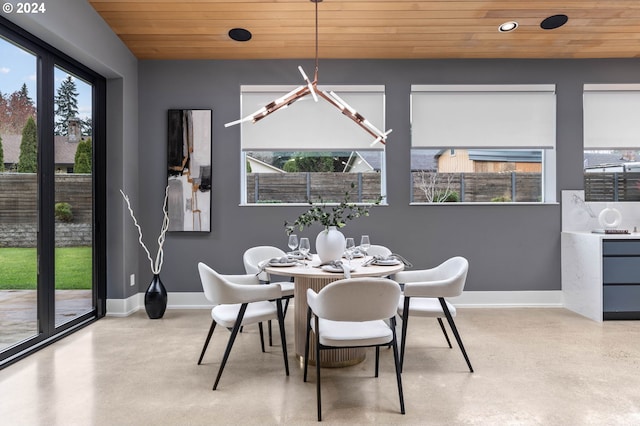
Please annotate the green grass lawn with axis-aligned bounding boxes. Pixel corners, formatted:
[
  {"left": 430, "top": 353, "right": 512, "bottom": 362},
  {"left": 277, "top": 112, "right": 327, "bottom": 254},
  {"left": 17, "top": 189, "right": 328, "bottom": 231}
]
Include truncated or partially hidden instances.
[{"left": 0, "top": 247, "right": 92, "bottom": 290}]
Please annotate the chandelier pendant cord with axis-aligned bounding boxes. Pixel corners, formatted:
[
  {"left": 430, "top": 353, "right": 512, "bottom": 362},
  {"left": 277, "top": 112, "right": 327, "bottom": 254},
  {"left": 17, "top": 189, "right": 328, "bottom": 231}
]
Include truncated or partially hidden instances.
[{"left": 314, "top": 0, "right": 319, "bottom": 81}]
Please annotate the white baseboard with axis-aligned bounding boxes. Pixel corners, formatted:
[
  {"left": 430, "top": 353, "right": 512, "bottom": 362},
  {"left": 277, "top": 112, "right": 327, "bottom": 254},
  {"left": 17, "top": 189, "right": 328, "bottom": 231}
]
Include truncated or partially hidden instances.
[{"left": 106, "top": 290, "right": 563, "bottom": 317}]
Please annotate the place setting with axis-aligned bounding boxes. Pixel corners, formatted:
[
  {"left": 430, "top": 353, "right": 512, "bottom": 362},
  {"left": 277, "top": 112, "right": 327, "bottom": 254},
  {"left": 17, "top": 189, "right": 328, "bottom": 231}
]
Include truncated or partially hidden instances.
[{"left": 362, "top": 253, "right": 413, "bottom": 268}]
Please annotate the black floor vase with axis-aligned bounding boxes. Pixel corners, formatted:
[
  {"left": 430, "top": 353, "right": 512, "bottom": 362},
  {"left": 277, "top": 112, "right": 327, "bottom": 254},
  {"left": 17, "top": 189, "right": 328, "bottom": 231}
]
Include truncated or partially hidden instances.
[{"left": 145, "top": 274, "right": 167, "bottom": 319}]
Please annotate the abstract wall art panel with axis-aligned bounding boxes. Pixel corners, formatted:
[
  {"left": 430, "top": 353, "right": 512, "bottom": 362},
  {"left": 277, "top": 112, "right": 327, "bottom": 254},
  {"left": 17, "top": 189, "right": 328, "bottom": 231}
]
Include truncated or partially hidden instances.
[{"left": 167, "top": 109, "right": 212, "bottom": 232}]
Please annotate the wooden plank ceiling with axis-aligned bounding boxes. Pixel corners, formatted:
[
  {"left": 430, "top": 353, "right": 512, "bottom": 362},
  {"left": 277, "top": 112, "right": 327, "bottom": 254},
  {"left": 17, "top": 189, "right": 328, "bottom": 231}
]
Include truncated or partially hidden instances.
[{"left": 88, "top": 1, "right": 640, "bottom": 60}]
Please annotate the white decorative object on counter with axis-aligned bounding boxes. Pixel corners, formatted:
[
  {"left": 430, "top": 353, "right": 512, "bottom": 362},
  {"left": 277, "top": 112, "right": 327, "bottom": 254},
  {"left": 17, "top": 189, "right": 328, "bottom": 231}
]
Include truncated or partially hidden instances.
[{"left": 598, "top": 204, "right": 622, "bottom": 229}]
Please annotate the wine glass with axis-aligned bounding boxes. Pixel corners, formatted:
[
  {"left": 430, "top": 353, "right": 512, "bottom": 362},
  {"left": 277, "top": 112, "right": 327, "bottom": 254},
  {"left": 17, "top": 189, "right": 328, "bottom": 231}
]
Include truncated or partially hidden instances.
[
  {"left": 360, "top": 235, "right": 371, "bottom": 257},
  {"left": 288, "top": 234, "right": 298, "bottom": 254},
  {"left": 345, "top": 237, "right": 356, "bottom": 266},
  {"left": 298, "top": 237, "right": 311, "bottom": 267}
]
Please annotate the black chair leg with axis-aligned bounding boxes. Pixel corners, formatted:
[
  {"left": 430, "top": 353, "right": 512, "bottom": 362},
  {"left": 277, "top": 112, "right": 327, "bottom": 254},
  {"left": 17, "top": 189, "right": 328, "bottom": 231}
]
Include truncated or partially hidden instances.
[
  {"left": 437, "top": 317, "right": 453, "bottom": 348},
  {"left": 439, "top": 298, "right": 473, "bottom": 373},
  {"left": 275, "top": 299, "right": 289, "bottom": 376},
  {"left": 258, "top": 322, "right": 266, "bottom": 353},
  {"left": 315, "top": 315, "right": 322, "bottom": 422},
  {"left": 303, "top": 307, "right": 312, "bottom": 382},
  {"left": 400, "top": 296, "right": 410, "bottom": 372},
  {"left": 268, "top": 297, "right": 290, "bottom": 347},
  {"left": 375, "top": 346, "right": 380, "bottom": 377},
  {"left": 390, "top": 317, "right": 406, "bottom": 415},
  {"left": 198, "top": 319, "right": 217, "bottom": 365},
  {"left": 213, "top": 303, "right": 248, "bottom": 390}
]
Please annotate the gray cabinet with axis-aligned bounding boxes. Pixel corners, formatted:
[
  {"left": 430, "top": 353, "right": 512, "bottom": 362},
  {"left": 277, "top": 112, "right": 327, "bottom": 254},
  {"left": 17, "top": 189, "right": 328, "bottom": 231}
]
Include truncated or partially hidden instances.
[{"left": 602, "top": 240, "right": 640, "bottom": 320}]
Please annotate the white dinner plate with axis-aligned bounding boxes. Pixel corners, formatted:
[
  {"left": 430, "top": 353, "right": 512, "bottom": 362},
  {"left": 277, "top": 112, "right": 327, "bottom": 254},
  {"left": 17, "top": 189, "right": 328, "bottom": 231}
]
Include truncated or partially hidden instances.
[
  {"left": 268, "top": 261, "right": 297, "bottom": 267},
  {"left": 373, "top": 259, "right": 401, "bottom": 266},
  {"left": 322, "top": 264, "right": 356, "bottom": 273}
]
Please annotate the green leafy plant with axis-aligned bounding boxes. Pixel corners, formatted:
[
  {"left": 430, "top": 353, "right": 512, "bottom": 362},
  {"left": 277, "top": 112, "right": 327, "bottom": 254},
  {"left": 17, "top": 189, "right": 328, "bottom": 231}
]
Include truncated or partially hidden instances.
[
  {"left": 434, "top": 190, "right": 460, "bottom": 202},
  {"left": 55, "top": 202, "right": 73, "bottom": 222},
  {"left": 285, "top": 184, "right": 382, "bottom": 235},
  {"left": 491, "top": 195, "right": 511, "bottom": 202}
]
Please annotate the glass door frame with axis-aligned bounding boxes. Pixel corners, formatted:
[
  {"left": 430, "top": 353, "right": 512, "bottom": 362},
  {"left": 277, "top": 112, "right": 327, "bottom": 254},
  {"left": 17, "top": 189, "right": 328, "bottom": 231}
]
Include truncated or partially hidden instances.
[{"left": 0, "top": 16, "right": 106, "bottom": 368}]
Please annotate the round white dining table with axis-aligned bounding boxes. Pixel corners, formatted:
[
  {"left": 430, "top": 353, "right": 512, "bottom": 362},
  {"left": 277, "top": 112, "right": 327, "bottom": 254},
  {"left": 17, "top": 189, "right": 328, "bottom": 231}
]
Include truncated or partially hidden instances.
[{"left": 264, "top": 254, "right": 404, "bottom": 367}]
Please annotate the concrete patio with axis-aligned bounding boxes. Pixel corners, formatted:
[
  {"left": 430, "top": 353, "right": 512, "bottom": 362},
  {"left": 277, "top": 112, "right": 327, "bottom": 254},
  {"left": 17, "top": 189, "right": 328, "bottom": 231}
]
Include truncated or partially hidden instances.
[{"left": 0, "top": 289, "right": 92, "bottom": 352}]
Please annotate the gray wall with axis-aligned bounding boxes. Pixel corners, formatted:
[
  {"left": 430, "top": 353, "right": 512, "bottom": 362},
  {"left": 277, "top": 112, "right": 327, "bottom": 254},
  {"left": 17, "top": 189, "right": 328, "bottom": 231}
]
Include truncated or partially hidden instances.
[{"left": 138, "top": 58, "right": 640, "bottom": 293}]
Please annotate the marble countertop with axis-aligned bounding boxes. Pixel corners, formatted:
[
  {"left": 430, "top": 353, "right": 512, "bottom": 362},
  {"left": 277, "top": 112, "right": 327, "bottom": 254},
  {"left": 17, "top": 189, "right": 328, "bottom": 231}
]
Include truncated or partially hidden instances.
[{"left": 562, "top": 231, "right": 640, "bottom": 239}]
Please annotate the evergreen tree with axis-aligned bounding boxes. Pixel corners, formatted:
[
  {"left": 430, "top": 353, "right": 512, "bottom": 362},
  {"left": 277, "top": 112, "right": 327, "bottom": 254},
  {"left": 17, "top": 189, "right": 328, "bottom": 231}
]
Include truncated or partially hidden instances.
[
  {"left": 0, "top": 134, "right": 4, "bottom": 172},
  {"left": 18, "top": 83, "right": 32, "bottom": 104},
  {"left": 74, "top": 138, "right": 92, "bottom": 173},
  {"left": 81, "top": 117, "right": 92, "bottom": 137},
  {"left": 17, "top": 116, "right": 37, "bottom": 173},
  {"left": 54, "top": 76, "right": 79, "bottom": 135}
]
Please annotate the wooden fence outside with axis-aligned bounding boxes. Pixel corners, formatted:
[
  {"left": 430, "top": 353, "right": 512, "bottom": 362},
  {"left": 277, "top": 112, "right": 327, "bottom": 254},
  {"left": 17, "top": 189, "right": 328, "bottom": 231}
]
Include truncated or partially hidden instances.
[
  {"left": 0, "top": 173, "right": 92, "bottom": 224},
  {"left": 246, "top": 171, "right": 542, "bottom": 203},
  {"left": 247, "top": 172, "right": 382, "bottom": 203},
  {"left": 584, "top": 172, "right": 640, "bottom": 201},
  {"left": 411, "top": 172, "right": 542, "bottom": 202}
]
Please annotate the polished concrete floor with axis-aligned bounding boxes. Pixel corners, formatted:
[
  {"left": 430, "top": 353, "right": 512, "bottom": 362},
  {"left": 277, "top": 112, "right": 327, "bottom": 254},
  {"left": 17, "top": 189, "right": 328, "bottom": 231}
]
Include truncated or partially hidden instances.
[{"left": 1, "top": 307, "right": 639, "bottom": 425}]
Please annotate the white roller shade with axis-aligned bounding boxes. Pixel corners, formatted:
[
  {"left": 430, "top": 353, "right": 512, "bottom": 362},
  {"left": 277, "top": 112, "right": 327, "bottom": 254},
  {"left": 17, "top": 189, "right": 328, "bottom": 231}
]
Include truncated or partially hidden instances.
[
  {"left": 411, "top": 85, "right": 556, "bottom": 149},
  {"left": 241, "top": 85, "right": 386, "bottom": 151},
  {"left": 584, "top": 84, "right": 640, "bottom": 149}
]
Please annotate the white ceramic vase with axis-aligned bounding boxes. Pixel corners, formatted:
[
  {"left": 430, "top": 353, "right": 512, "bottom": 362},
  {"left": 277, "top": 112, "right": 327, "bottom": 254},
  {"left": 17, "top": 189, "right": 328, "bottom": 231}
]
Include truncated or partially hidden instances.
[{"left": 315, "top": 226, "right": 346, "bottom": 263}]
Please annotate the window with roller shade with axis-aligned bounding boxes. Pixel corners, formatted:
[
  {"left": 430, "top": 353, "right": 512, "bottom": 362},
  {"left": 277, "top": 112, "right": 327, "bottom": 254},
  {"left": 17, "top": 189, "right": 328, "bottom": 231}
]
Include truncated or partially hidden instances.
[
  {"left": 240, "top": 85, "right": 387, "bottom": 205},
  {"left": 410, "top": 85, "right": 556, "bottom": 203},
  {"left": 583, "top": 84, "right": 640, "bottom": 201}
]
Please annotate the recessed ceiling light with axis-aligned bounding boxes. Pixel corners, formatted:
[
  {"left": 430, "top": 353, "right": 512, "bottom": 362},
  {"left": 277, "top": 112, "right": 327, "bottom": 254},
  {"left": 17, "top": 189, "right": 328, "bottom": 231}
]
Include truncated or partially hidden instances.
[
  {"left": 498, "top": 21, "right": 518, "bottom": 32},
  {"left": 228, "top": 28, "right": 252, "bottom": 42},
  {"left": 540, "top": 14, "right": 568, "bottom": 30}
]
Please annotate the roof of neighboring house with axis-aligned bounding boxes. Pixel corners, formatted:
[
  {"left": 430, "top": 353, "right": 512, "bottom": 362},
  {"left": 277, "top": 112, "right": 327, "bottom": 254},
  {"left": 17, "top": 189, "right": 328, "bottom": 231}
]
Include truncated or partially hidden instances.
[
  {"left": 1, "top": 133, "right": 81, "bottom": 165},
  {"left": 247, "top": 155, "right": 285, "bottom": 173},
  {"left": 353, "top": 151, "right": 380, "bottom": 171},
  {"left": 583, "top": 152, "right": 628, "bottom": 169},
  {"left": 467, "top": 149, "right": 542, "bottom": 163},
  {"left": 410, "top": 149, "right": 439, "bottom": 171}
]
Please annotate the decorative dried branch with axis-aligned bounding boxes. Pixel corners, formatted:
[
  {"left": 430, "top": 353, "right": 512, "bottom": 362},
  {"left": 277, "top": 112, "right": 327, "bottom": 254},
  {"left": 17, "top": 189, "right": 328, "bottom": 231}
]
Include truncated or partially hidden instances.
[
  {"left": 120, "top": 186, "right": 170, "bottom": 275},
  {"left": 417, "top": 171, "right": 457, "bottom": 203}
]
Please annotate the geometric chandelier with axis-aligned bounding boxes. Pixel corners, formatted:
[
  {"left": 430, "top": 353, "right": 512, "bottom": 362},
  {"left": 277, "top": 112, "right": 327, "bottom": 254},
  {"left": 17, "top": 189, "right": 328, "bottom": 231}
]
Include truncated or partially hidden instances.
[{"left": 224, "top": 0, "right": 392, "bottom": 146}]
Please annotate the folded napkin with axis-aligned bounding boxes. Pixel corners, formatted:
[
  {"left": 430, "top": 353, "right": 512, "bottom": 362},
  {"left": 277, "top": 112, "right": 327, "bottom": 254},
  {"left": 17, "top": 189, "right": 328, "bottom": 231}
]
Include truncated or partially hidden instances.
[
  {"left": 317, "top": 260, "right": 351, "bottom": 278},
  {"left": 256, "top": 257, "right": 295, "bottom": 275},
  {"left": 287, "top": 250, "right": 313, "bottom": 260},
  {"left": 342, "top": 249, "right": 364, "bottom": 259},
  {"left": 362, "top": 253, "right": 413, "bottom": 268}
]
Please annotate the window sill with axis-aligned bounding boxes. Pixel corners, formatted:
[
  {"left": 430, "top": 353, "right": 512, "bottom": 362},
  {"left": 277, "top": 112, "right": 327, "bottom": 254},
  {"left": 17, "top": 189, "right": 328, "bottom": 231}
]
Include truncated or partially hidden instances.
[{"left": 409, "top": 202, "right": 559, "bottom": 206}]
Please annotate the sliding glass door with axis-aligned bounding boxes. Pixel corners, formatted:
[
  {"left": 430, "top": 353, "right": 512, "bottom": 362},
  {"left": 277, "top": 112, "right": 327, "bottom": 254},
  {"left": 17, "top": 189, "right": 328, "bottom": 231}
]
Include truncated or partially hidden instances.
[
  {"left": 53, "top": 66, "right": 94, "bottom": 328},
  {"left": 0, "top": 17, "right": 105, "bottom": 367},
  {"left": 0, "top": 37, "right": 39, "bottom": 353}
]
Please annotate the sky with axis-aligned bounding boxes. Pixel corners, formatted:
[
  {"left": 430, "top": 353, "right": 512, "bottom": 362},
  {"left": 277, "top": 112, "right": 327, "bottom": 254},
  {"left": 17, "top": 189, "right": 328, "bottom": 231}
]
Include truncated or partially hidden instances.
[{"left": 0, "top": 37, "right": 92, "bottom": 120}]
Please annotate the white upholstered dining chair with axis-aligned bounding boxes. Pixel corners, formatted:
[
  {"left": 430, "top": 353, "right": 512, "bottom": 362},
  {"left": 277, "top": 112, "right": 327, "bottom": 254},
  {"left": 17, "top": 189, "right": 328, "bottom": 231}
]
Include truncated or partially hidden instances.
[
  {"left": 243, "top": 245, "right": 295, "bottom": 345},
  {"left": 303, "top": 277, "right": 405, "bottom": 421},
  {"left": 395, "top": 256, "right": 473, "bottom": 373},
  {"left": 364, "top": 244, "right": 392, "bottom": 257},
  {"left": 197, "top": 262, "right": 289, "bottom": 390}
]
